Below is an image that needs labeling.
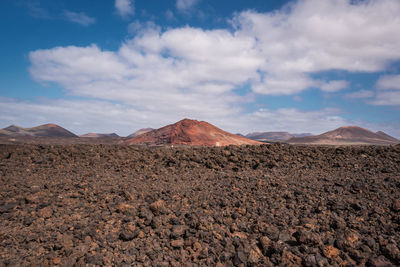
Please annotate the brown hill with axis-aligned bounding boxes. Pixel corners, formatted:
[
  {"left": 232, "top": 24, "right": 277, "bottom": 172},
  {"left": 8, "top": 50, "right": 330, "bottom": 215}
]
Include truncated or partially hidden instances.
[
  {"left": 0, "top": 124, "right": 77, "bottom": 137},
  {"left": 80, "top": 133, "right": 119, "bottom": 138},
  {"left": 289, "top": 126, "right": 399, "bottom": 145},
  {"left": 127, "top": 128, "right": 154, "bottom": 138},
  {"left": 125, "top": 119, "right": 261, "bottom": 146}
]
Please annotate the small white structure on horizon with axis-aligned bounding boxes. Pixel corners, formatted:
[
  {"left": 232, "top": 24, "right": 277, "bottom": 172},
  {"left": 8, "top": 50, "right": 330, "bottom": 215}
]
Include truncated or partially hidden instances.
[{"left": 215, "top": 142, "right": 220, "bottom": 147}]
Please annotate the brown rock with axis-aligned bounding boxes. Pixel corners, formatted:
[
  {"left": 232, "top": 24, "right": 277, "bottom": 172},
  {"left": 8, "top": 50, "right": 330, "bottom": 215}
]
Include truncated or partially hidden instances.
[
  {"left": 281, "top": 249, "right": 302, "bottom": 266},
  {"left": 171, "top": 225, "right": 186, "bottom": 239},
  {"left": 116, "top": 203, "right": 135, "bottom": 214},
  {"left": 53, "top": 257, "right": 62, "bottom": 265},
  {"left": 248, "top": 245, "right": 263, "bottom": 264},
  {"left": 149, "top": 199, "right": 166, "bottom": 214},
  {"left": 260, "top": 236, "right": 272, "bottom": 250},
  {"left": 323, "top": 245, "right": 339, "bottom": 259},
  {"left": 345, "top": 230, "right": 360, "bottom": 247},
  {"left": 171, "top": 239, "right": 184, "bottom": 248},
  {"left": 392, "top": 199, "right": 400, "bottom": 212},
  {"left": 368, "top": 256, "right": 392, "bottom": 267},
  {"left": 37, "top": 206, "right": 53, "bottom": 218},
  {"left": 57, "top": 234, "right": 74, "bottom": 250}
]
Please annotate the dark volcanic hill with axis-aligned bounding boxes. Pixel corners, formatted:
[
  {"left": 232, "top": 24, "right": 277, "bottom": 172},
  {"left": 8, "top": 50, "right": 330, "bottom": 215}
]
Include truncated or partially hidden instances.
[
  {"left": 80, "top": 133, "right": 119, "bottom": 138},
  {"left": 125, "top": 119, "right": 261, "bottom": 146},
  {"left": 127, "top": 128, "right": 154, "bottom": 138},
  {"left": 0, "top": 124, "right": 77, "bottom": 137},
  {"left": 289, "top": 126, "right": 399, "bottom": 145}
]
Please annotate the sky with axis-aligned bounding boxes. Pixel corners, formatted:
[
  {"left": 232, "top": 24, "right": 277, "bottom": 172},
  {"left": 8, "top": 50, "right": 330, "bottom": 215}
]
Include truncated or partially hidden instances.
[{"left": 1, "top": 0, "right": 400, "bottom": 137}]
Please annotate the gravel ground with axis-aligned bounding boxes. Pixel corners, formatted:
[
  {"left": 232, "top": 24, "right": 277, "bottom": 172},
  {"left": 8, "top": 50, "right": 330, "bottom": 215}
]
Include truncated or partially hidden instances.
[{"left": 0, "top": 143, "right": 399, "bottom": 266}]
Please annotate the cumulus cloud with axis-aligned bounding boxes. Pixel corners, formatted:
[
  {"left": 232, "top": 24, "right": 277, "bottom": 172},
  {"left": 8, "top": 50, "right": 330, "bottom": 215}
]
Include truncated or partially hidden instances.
[
  {"left": 24, "top": 0, "right": 400, "bottom": 134},
  {"left": 63, "top": 11, "right": 96, "bottom": 26},
  {"left": 115, "top": 0, "right": 134, "bottom": 18},
  {"left": 376, "top": 75, "right": 400, "bottom": 90},
  {"left": 370, "top": 74, "right": 400, "bottom": 105},
  {"left": 176, "top": 0, "right": 200, "bottom": 13},
  {"left": 241, "top": 108, "right": 349, "bottom": 134},
  {"left": 233, "top": 0, "right": 400, "bottom": 94}
]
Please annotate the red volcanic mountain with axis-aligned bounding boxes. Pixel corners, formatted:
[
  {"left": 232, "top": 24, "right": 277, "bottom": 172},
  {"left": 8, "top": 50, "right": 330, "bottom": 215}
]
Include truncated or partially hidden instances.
[
  {"left": 289, "top": 126, "right": 399, "bottom": 145},
  {"left": 0, "top": 124, "right": 77, "bottom": 137},
  {"left": 125, "top": 119, "right": 261, "bottom": 146}
]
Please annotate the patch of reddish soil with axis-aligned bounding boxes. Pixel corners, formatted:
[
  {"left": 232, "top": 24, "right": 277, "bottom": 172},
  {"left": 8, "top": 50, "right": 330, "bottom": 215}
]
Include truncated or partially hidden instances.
[{"left": 125, "top": 119, "right": 261, "bottom": 146}]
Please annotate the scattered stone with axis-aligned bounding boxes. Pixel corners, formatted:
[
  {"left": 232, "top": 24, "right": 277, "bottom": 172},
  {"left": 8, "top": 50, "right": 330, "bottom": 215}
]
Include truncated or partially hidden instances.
[
  {"left": 260, "top": 236, "right": 272, "bottom": 254},
  {"left": 150, "top": 200, "right": 167, "bottom": 215},
  {"left": 1, "top": 144, "right": 399, "bottom": 266},
  {"left": 367, "top": 256, "right": 392, "bottom": 267},
  {"left": 37, "top": 206, "right": 53, "bottom": 218},
  {"left": 171, "top": 239, "right": 184, "bottom": 248},
  {"left": 392, "top": 200, "right": 400, "bottom": 212},
  {"left": 323, "top": 245, "right": 339, "bottom": 259},
  {"left": 248, "top": 245, "right": 263, "bottom": 264},
  {"left": 281, "top": 249, "right": 302, "bottom": 266}
]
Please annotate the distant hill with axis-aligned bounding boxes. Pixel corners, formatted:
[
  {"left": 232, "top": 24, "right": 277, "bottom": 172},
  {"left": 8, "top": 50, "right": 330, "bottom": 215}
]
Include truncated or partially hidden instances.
[
  {"left": 246, "top": 131, "right": 313, "bottom": 142},
  {"left": 289, "top": 126, "right": 399, "bottom": 145},
  {"left": 0, "top": 124, "right": 77, "bottom": 137},
  {"left": 127, "top": 128, "right": 154, "bottom": 138},
  {"left": 80, "top": 133, "right": 119, "bottom": 138},
  {"left": 125, "top": 119, "right": 261, "bottom": 146}
]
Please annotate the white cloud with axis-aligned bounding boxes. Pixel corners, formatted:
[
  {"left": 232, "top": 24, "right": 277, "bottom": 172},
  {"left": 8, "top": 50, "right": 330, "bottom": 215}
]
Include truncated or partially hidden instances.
[
  {"left": 22, "top": 0, "right": 400, "bottom": 135},
  {"left": 370, "top": 74, "right": 400, "bottom": 105},
  {"left": 376, "top": 74, "right": 400, "bottom": 90},
  {"left": 233, "top": 0, "right": 400, "bottom": 94},
  {"left": 240, "top": 108, "right": 349, "bottom": 134},
  {"left": 63, "top": 11, "right": 96, "bottom": 26},
  {"left": 320, "top": 80, "right": 349, "bottom": 93},
  {"left": 372, "top": 91, "right": 400, "bottom": 106},
  {"left": 30, "top": 0, "right": 400, "bottom": 101},
  {"left": 176, "top": 0, "right": 200, "bottom": 13},
  {"left": 115, "top": 0, "right": 135, "bottom": 18},
  {"left": 344, "top": 90, "right": 374, "bottom": 99}
]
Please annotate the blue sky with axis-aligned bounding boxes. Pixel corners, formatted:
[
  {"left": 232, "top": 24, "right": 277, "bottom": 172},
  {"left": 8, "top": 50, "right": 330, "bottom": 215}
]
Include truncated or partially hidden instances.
[{"left": 1, "top": 0, "right": 400, "bottom": 137}]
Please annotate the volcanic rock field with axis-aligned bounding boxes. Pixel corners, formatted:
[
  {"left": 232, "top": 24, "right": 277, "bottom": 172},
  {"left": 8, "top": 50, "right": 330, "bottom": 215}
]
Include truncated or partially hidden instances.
[{"left": 1, "top": 143, "right": 400, "bottom": 266}]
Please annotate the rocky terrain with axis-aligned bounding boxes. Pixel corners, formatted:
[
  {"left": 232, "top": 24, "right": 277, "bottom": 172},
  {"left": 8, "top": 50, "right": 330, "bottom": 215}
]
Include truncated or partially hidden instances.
[{"left": 1, "top": 143, "right": 399, "bottom": 266}]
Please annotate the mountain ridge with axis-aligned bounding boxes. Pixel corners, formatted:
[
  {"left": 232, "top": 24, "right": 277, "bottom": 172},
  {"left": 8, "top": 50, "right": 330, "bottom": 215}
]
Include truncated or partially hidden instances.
[
  {"left": 288, "top": 126, "right": 398, "bottom": 145},
  {"left": 0, "top": 124, "right": 77, "bottom": 138}
]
